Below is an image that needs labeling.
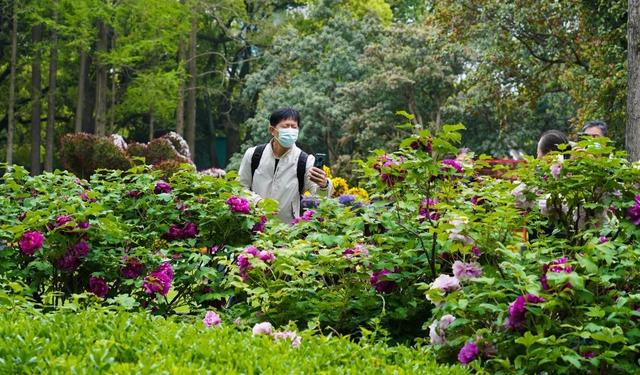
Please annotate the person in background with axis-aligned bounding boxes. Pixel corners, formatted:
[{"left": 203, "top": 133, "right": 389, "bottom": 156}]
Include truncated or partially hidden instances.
[
  {"left": 536, "top": 130, "right": 571, "bottom": 159},
  {"left": 580, "top": 120, "right": 608, "bottom": 138},
  {"left": 238, "top": 108, "right": 333, "bottom": 223}
]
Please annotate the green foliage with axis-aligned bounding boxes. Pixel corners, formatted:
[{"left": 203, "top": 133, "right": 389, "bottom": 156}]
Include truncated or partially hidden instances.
[{"left": 0, "top": 303, "right": 466, "bottom": 374}]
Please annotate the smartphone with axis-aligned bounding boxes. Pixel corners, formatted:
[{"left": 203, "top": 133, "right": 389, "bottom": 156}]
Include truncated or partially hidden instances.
[{"left": 313, "top": 153, "right": 326, "bottom": 168}]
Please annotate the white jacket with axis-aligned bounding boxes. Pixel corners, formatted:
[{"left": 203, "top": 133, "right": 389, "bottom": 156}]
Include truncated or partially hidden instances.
[{"left": 238, "top": 140, "right": 333, "bottom": 224}]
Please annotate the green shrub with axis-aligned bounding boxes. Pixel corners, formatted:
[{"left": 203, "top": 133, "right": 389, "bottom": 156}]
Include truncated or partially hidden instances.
[{"left": 0, "top": 304, "right": 466, "bottom": 374}]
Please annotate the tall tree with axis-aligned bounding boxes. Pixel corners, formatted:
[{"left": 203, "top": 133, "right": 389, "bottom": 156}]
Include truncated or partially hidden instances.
[
  {"left": 6, "top": 0, "right": 18, "bottom": 166},
  {"left": 45, "top": 1, "right": 59, "bottom": 172},
  {"left": 627, "top": 0, "right": 640, "bottom": 161},
  {"left": 186, "top": 12, "right": 197, "bottom": 154},
  {"left": 94, "top": 19, "right": 108, "bottom": 136},
  {"left": 176, "top": 39, "right": 186, "bottom": 136},
  {"left": 74, "top": 49, "right": 88, "bottom": 133},
  {"left": 30, "top": 23, "right": 43, "bottom": 175}
]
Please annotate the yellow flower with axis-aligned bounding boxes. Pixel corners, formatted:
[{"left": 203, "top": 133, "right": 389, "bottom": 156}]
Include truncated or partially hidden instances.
[
  {"left": 346, "top": 187, "right": 369, "bottom": 202},
  {"left": 323, "top": 165, "right": 333, "bottom": 178},
  {"left": 332, "top": 177, "right": 349, "bottom": 197}
]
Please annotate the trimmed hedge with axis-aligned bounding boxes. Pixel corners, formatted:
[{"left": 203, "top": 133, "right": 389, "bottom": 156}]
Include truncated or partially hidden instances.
[{"left": 0, "top": 305, "right": 467, "bottom": 374}]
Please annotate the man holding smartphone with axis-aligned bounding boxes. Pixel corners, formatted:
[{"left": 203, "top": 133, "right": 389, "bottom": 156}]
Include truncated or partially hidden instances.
[{"left": 238, "top": 108, "right": 333, "bottom": 223}]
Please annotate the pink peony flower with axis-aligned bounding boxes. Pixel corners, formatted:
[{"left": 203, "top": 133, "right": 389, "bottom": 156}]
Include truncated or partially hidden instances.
[
  {"left": 273, "top": 331, "right": 302, "bottom": 348},
  {"left": 252, "top": 322, "right": 273, "bottom": 336},
  {"left": 237, "top": 246, "right": 274, "bottom": 280},
  {"left": 431, "top": 274, "right": 460, "bottom": 292},
  {"left": 458, "top": 341, "right": 479, "bottom": 364},
  {"left": 154, "top": 181, "right": 172, "bottom": 194},
  {"left": 550, "top": 163, "right": 562, "bottom": 178},
  {"left": 452, "top": 261, "right": 482, "bottom": 280},
  {"left": 88, "top": 276, "right": 109, "bottom": 298},
  {"left": 18, "top": 230, "right": 45, "bottom": 256},
  {"left": 203, "top": 311, "right": 222, "bottom": 328},
  {"left": 429, "top": 314, "right": 456, "bottom": 345},
  {"left": 442, "top": 159, "right": 464, "bottom": 173},
  {"left": 292, "top": 209, "right": 316, "bottom": 225},
  {"left": 227, "top": 196, "right": 251, "bottom": 214}
]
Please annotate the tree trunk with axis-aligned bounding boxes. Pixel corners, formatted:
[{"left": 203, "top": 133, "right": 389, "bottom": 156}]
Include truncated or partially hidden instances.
[
  {"left": 109, "top": 36, "right": 116, "bottom": 133},
  {"left": 45, "top": 4, "right": 59, "bottom": 172},
  {"left": 6, "top": 1, "right": 18, "bottom": 166},
  {"left": 205, "top": 95, "right": 219, "bottom": 167},
  {"left": 94, "top": 20, "right": 108, "bottom": 136},
  {"left": 30, "top": 24, "right": 43, "bottom": 176},
  {"left": 627, "top": 0, "right": 640, "bottom": 161},
  {"left": 176, "top": 39, "right": 186, "bottom": 136},
  {"left": 186, "top": 14, "right": 198, "bottom": 155},
  {"left": 74, "top": 49, "right": 88, "bottom": 133},
  {"left": 149, "top": 105, "right": 155, "bottom": 141}
]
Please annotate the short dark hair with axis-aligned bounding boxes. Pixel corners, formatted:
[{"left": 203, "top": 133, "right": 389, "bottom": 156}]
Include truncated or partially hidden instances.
[
  {"left": 538, "top": 130, "right": 570, "bottom": 157},
  {"left": 581, "top": 120, "right": 608, "bottom": 137},
  {"left": 269, "top": 108, "right": 300, "bottom": 127}
]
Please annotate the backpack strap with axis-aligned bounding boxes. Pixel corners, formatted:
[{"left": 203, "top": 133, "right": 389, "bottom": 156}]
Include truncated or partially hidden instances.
[
  {"left": 297, "top": 151, "right": 308, "bottom": 196},
  {"left": 250, "top": 144, "right": 266, "bottom": 190}
]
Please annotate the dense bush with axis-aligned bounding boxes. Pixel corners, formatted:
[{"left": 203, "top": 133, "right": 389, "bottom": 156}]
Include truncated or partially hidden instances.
[
  {"left": 0, "top": 300, "right": 466, "bottom": 374},
  {"left": 0, "top": 164, "right": 273, "bottom": 314}
]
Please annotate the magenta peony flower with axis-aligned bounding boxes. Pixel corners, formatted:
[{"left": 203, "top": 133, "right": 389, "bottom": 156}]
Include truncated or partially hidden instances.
[
  {"left": 127, "top": 189, "right": 142, "bottom": 198},
  {"left": 419, "top": 198, "right": 440, "bottom": 221},
  {"left": 541, "top": 256, "right": 573, "bottom": 290},
  {"left": 19, "top": 230, "right": 45, "bottom": 256},
  {"left": 505, "top": 294, "right": 545, "bottom": 330},
  {"left": 292, "top": 209, "right": 315, "bottom": 225},
  {"left": 410, "top": 137, "right": 432, "bottom": 154},
  {"left": 273, "top": 331, "right": 302, "bottom": 348},
  {"left": 164, "top": 224, "right": 183, "bottom": 241},
  {"left": 154, "top": 181, "right": 172, "bottom": 194},
  {"left": 73, "top": 240, "right": 90, "bottom": 257},
  {"left": 452, "top": 261, "right": 482, "bottom": 280},
  {"left": 627, "top": 195, "right": 640, "bottom": 225},
  {"left": 343, "top": 244, "right": 369, "bottom": 259},
  {"left": 55, "top": 252, "right": 81, "bottom": 271},
  {"left": 237, "top": 246, "right": 274, "bottom": 280},
  {"left": 458, "top": 341, "right": 479, "bottom": 364},
  {"left": 370, "top": 268, "right": 398, "bottom": 293},
  {"left": 442, "top": 159, "right": 464, "bottom": 173},
  {"left": 181, "top": 222, "right": 198, "bottom": 238},
  {"left": 202, "top": 311, "right": 222, "bottom": 328},
  {"left": 252, "top": 322, "right": 273, "bottom": 336},
  {"left": 121, "top": 256, "right": 144, "bottom": 279},
  {"left": 251, "top": 215, "right": 267, "bottom": 234},
  {"left": 143, "top": 262, "right": 173, "bottom": 296},
  {"left": 599, "top": 236, "right": 608, "bottom": 244},
  {"left": 471, "top": 246, "right": 482, "bottom": 257},
  {"left": 88, "top": 276, "right": 109, "bottom": 298},
  {"left": 372, "top": 154, "right": 406, "bottom": 187},
  {"left": 431, "top": 274, "right": 460, "bottom": 292},
  {"left": 429, "top": 314, "right": 456, "bottom": 345},
  {"left": 227, "top": 196, "right": 251, "bottom": 214},
  {"left": 258, "top": 250, "right": 276, "bottom": 262},
  {"left": 77, "top": 221, "right": 90, "bottom": 230}
]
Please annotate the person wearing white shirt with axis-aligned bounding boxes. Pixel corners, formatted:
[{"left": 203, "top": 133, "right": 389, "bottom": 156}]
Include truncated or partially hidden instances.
[{"left": 238, "top": 108, "right": 333, "bottom": 223}]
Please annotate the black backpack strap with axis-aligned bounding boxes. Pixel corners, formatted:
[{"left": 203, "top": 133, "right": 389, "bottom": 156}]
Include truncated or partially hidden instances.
[
  {"left": 250, "top": 144, "right": 267, "bottom": 190},
  {"left": 297, "top": 151, "right": 308, "bottom": 196}
]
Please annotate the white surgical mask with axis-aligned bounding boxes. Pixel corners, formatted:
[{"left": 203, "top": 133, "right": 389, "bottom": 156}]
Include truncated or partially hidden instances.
[{"left": 276, "top": 128, "right": 298, "bottom": 148}]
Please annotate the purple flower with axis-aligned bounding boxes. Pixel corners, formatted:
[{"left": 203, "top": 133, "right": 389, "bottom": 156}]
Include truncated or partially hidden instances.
[
  {"left": 56, "top": 215, "right": 73, "bottom": 227},
  {"left": 88, "top": 276, "right": 109, "bottom": 298},
  {"left": 154, "top": 181, "right": 172, "bottom": 194},
  {"left": 203, "top": 311, "right": 222, "bottom": 328},
  {"left": 452, "top": 261, "right": 482, "bottom": 280},
  {"left": 431, "top": 274, "right": 460, "bottom": 292},
  {"left": 55, "top": 252, "right": 81, "bottom": 271},
  {"left": 121, "top": 256, "right": 144, "bottom": 278},
  {"left": 370, "top": 268, "right": 398, "bottom": 293},
  {"left": 582, "top": 352, "right": 596, "bottom": 359},
  {"left": 372, "top": 155, "right": 406, "bottom": 187},
  {"left": 77, "top": 221, "right": 90, "bottom": 230},
  {"left": 419, "top": 198, "right": 440, "bottom": 221},
  {"left": 471, "top": 246, "right": 482, "bottom": 257},
  {"left": 251, "top": 215, "right": 267, "bottom": 234},
  {"left": 627, "top": 195, "right": 640, "bottom": 225},
  {"left": 541, "top": 257, "right": 573, "bottom": 290},
  {"left": 550, "top": 163, "right": 562, "bottom": 178},
  {"left": 301, "top": 195, "right": 320, "bottom": 209},
  {"left": 237, "top": 246, "right": 274, "bottom": 280},
  {"left": 292, "top": 210, "right": 315, "bottom": 225},
  {"left": 72, "top": 240, "right": 90, "bottom": 257},
  {"left": 410, "top": 138, "right": 432, "bottom": 153},
  {"left": 506, "top": 294, "right": 545, "bottom": 330},
  {"left": 429, "top": 314, "right": 456, "bottom": 345},
  {"left": 181, "top": 222, "right": 198, "bottom": 238},
  {"left": 338, "top": 194, "right": 356, "bottom": 206},
  {"left": 442, "top": 159, "right": 464, "bottom": 173},
  {"left": 599, "top": 236, "right": 609, "bottom": 244},
  {"left": 18, "top": 230, "right": 45, "bottom": 256},
  {"left": 164, "top": 224, "right": 183, "bottom": 241},
  {"left": 227, "top": 196, "right": 251, "bottom": 214},
  {"left": 143, "top": 262, "right": 174, "bottom": 296},
  {"left": 458, "top": 341, "right": 479, "bottom": 364},
  {"left": 343, "top": 244, "right": 369, "bottom": 259},
  {"left": 252, "top": 322, "right": 273, "bottom": 336},
  {"left": 127, "top": 189, "right": 142, "bottom": 198},
  {"left": 258, "top": 250, "right": 276, "bottom": 262}
]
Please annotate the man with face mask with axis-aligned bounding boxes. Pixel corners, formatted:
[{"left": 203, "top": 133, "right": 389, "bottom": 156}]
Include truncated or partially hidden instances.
[{"left": 238, "top": 108, "right": 333, "bottom": 223}]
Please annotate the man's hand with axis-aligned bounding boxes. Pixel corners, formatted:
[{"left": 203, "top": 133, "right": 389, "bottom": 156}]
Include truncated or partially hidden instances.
[{"left": 309, "top": 167, "right": 328, "bottom": 188}]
